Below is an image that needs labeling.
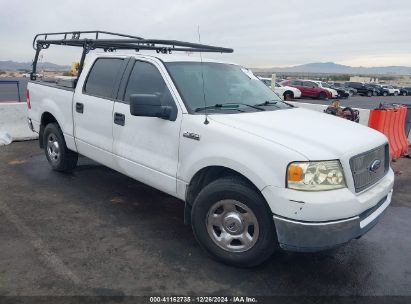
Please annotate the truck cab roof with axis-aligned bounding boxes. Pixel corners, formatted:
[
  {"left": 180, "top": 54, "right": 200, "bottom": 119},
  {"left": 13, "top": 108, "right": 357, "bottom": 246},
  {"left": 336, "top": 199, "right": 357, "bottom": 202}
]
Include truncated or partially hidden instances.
[{"left": 89, "top": 52, "right": 235, "bottom": 65}]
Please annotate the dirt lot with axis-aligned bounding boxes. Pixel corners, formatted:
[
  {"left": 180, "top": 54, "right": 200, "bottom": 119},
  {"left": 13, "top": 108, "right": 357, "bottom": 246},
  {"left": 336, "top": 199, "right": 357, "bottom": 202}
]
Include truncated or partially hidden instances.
[{"left": 0, "top": 140, "right": 411, "bottom": 297}]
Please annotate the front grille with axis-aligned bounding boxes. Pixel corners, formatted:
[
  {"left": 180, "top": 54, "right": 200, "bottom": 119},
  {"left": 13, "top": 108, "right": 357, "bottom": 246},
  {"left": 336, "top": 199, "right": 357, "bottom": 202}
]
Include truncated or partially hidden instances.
[{"left": 350, "top": 144, "right": 389, "bottom": 193}]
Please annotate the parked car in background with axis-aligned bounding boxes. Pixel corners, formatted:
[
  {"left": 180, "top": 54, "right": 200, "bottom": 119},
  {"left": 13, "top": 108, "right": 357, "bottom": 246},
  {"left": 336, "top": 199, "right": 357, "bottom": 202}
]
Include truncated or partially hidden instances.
[
  {"left": 322, "top": 82, "right": 350, "bottom": 99},
  {"left": 310, "top": 81, "right": 338, "bottom": 98},
  {"left": 382, "top": 85, "right": 400, "bottom": 96},
  {"left": 399, "top": 87, "right": 411, "bottom": 96},
  {"left": 345, "top": 82, "right": 377, "bottom": 97},
  {"left": 366, "top": 84, "right": 390, "bottom": 96},
  {"left": 259, "top": 77, "right": 301, "bottom": 100},
  {"left": 281, "top": 80, "right": 331, "bottom": 99},
  {"left": 331, "top": 82, "right": 357, "bottom": 96}
]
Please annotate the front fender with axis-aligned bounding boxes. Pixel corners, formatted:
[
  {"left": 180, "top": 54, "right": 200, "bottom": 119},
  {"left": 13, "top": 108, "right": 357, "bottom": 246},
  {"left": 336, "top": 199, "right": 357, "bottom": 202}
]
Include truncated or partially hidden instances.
[{"left": 178, "top": 115, "right": 306, "bottom": 192}]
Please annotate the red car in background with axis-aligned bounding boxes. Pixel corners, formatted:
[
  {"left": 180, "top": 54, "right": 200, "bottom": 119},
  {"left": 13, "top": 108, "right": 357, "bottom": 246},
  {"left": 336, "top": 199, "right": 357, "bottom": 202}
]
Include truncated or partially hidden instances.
[{"left": 281, "top": 80, "right": 331, "bottom": 99}]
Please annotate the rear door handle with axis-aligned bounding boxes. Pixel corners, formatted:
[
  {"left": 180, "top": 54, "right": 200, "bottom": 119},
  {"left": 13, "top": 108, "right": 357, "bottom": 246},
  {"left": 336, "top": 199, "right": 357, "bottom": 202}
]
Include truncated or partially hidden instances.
[
  {"left": 76, "top": 102, "right": 84, "bottom": 113},
  {"left": 114, "top": 112, "right": 125, "bottom": 126}
]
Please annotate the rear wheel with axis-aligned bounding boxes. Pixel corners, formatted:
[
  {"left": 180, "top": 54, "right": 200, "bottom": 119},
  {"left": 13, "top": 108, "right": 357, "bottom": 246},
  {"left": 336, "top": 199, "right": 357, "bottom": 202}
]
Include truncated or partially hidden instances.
[
  {"left": 403, "top": 92, "right": 407, "bottom": 96},
  {"left": 191, "top": 176, "right": 277, "bottom": 267},
  {"left": 383, "top": 91, "right": 388, "bottom": 96},
  {"left": 367, "top": 90, "right": 373, "bottom": 97},
  {"left": 318, "top": 92, "right": 327, "bottom": 100},
  {"left": 394, "top": 91, "right": 399, "bottom": 96},
  {"left": 43, "top": 123, "right": 78, "bottom": 172}
]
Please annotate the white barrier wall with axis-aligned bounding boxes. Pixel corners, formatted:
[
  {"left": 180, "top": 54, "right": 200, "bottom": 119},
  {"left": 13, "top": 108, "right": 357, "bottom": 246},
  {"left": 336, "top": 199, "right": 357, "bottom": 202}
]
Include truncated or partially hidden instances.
[
  {"left": 290, "top": 101, "right": 411, "bottom": 143},
  {"left": 0, "top": 103, "right": 38, "bottom": 142}
]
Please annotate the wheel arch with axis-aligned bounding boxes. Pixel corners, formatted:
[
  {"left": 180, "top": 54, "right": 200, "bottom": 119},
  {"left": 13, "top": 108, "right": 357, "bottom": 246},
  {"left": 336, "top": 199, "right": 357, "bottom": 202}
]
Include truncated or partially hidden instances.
[
  {"left": 186, "top": 165, "right": 262, "bottom": 207},
  {"left": 183, "top": 165, "right": 268, "bottom": 226},
  {"left": 39, "top": 112, "right": 59, "bottom": 148}
]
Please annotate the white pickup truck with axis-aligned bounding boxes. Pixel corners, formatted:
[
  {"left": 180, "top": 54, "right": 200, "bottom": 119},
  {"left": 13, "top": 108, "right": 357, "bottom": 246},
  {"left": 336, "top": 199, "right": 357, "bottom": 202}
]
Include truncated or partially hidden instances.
[{"left": 27, "top": 31, "right": 394, "bottom": 267}]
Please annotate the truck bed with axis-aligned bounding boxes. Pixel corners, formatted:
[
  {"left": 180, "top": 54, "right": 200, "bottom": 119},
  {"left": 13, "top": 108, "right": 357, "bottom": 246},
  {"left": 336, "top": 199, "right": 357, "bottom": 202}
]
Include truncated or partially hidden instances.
[
  {"left": 31, "top": 76, "right": 76, "bottom": 91},
  {"left": 28, "top": 80, "right": 76, "bottom": 151}
]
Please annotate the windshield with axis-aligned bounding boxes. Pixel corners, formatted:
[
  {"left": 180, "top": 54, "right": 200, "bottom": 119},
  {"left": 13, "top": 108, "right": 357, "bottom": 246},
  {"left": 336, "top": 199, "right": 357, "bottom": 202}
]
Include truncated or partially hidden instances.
[
  {"left": 321, "top": 82, "right": 331, "bottom": 88},
  {"left": 166, "top": 62, "right": 287, "bottom": 113}
]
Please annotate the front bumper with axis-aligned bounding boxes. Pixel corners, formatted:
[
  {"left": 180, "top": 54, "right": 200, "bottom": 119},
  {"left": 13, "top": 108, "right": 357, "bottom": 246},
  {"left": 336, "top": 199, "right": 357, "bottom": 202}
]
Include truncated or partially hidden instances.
[{"left": 273, "top": 190, "right": 392, "bottom": 252}]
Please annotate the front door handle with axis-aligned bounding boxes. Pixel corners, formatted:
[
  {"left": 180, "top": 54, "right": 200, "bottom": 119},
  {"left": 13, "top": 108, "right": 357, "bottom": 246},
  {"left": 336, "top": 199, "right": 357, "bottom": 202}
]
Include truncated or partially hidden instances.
[
  {"left": 76, "top": 102, "right": 84, "bottom": 113},
  {"left": 114, "top": 112, "right": 125, "bottom": 126}
]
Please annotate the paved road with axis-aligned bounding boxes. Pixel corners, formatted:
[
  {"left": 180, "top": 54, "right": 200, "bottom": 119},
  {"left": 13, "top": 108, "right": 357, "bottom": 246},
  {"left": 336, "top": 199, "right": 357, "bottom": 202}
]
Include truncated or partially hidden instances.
[{"left": 1, "top": 141, "right": 410, "bottom": 297}]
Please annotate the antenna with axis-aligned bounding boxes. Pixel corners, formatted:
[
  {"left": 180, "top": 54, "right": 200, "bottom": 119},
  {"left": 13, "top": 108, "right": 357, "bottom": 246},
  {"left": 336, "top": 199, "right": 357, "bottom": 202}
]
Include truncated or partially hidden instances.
[{"left": 198, "top": 25, "right": 209, "bottom": 125}]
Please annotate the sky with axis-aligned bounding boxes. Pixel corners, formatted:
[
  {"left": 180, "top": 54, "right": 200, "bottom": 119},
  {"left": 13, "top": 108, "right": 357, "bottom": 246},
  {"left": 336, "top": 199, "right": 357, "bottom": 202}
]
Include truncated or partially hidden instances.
[{"left": 0, "top": 0, "right": 411, "bottom": 68}]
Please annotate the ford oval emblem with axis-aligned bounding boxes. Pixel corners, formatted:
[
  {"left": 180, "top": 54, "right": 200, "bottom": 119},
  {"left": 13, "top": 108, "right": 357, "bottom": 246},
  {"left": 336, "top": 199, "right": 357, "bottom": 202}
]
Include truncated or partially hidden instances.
[{"left": 369, "top": 159, "right": 381, "bottom": 172}]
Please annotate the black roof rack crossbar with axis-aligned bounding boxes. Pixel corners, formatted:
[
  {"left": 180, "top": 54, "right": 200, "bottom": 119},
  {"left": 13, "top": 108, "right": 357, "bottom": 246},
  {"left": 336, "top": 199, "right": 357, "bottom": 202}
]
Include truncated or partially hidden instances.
[
  {"left": 31, "top": 30, "right": 233, "bottom": 82},
  {"left": 32, "top": 30, "right": 144, "bottom": 49},
  {"left": 34, "top": 38, "right": 233, "bottom": 53}
]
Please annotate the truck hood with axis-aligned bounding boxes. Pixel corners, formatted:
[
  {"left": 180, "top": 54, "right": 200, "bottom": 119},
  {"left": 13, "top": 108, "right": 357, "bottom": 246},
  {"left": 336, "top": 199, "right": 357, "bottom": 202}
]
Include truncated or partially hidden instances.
[{"left": 209, "top": 107, "right": 386, "bottom": 160}]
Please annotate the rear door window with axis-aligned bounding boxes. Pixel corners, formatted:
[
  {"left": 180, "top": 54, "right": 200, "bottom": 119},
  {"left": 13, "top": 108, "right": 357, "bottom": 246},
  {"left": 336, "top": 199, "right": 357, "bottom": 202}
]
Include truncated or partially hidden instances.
[
  {"left": 84, "top": 58, "right": 125, "bottom": 99},
  {"left": 303, "top": 81, "right": 317, "bottom": 87}
]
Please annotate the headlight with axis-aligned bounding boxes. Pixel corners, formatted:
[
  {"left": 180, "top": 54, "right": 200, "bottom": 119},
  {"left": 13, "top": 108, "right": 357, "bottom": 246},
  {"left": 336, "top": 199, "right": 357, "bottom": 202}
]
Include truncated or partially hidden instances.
[{"left": 287, "top": 161, "right": 346, "bottom": 191}]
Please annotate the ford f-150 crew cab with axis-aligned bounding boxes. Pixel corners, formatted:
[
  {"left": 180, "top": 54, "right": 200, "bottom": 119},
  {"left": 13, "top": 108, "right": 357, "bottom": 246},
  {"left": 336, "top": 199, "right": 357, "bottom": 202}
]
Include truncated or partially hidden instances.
[{"left": 27, "top": 31, "right": 394, "bottom": 267}]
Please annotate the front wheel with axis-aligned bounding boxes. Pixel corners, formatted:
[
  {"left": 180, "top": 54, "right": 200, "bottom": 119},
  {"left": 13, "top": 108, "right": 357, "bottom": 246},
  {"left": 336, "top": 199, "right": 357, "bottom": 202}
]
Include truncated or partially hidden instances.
[
  {"left": 383, "top": 91, "right": 388, "bottom": 96},
  {"left": 43, "top": 123, "right": 78, "bottom": 172},
  {"left": 403, "top": 92, "right": 407, "bottom": 96},
  {"left": 191, "top": 177, "right": 277, "bottom": 267},
  {"left": 367, "top": 91, "right": 373, "bottom": 97},
  {"left": 394, "top": 91, "right": 399, "bottom": 96}
]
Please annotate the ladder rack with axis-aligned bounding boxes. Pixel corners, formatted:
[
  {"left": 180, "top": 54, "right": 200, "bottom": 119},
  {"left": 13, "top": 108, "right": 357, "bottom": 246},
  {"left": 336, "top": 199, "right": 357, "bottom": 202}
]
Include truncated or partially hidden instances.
[{"left": 31, "top": 30, "right": 234, "bottom": 81}]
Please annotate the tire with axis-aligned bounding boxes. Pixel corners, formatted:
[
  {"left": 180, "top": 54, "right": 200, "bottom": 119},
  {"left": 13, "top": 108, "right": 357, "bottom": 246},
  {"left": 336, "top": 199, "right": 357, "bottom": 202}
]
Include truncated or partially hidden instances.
[
  {"left": 403, "top": 92, "right": 407, "bottom": 96},
  {"left": 383, "top": 91, "right": 388, "bottom": 96},
  {"left": 349, "top": 90, "right": 354, "bottom": 97},
  {"left": 318, "top": 92, "right": 327, "bottom": 100},
  {"left": 394, "top": 91, "right": 398, "bottom": 96},
  {"left": 43, "top": 123, "right": 78, "bottom": 172},
  {"left": 367, "top": 91, "right": 373, "bottom": 97},
  {"left": 191, "top": 176, "right": 277, "bottom": 267},
  {"left": 283, "top": 91, "right": 294, "bottom": 101}
]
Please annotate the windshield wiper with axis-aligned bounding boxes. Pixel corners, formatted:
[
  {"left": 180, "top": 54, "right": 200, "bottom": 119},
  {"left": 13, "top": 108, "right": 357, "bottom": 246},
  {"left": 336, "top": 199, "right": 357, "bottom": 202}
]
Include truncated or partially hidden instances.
[
  {"left": 194, "top": 104, "right": 244, "bottom": 112},
  {"left": 194, "top": 102, "right": 264, "bottom": 112},
  {"left": 255, "top": 100, "right": 294, "bottom": 108},
  {"left": 255, "top": 100, "right": 279, "bottom": 106},
  {"left": 224, "top": 102, "right": 265, "bottom": 111}
]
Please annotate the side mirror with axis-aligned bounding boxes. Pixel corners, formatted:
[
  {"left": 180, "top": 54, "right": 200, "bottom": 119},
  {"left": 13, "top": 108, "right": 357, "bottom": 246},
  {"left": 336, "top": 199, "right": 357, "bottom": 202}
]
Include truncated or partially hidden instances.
[{"left": 129, "top": 94, "right": 171, "bottom": 119}]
